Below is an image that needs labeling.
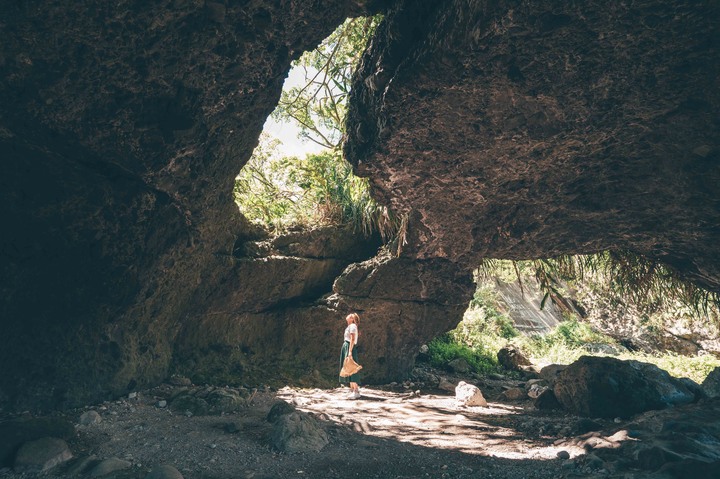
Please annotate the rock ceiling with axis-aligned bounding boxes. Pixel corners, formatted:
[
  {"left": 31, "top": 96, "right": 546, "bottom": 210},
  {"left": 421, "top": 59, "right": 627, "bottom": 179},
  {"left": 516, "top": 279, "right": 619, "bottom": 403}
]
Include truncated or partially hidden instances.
[{"left": 0, "top": 0, "right": 717, "bottom": 411}]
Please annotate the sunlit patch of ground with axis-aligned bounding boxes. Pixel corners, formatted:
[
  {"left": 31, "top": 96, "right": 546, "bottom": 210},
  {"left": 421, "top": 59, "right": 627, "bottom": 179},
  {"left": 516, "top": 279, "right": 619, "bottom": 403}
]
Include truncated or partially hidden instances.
[{"left": 278, "top": 387, "right": 586, "bottom": 460}]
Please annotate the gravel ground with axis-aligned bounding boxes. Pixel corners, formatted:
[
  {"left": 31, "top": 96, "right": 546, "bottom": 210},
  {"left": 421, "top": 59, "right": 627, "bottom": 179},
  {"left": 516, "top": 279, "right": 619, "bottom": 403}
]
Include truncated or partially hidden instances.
[{"left": 0, "top": 382, "right": 586, "bottom": 479}]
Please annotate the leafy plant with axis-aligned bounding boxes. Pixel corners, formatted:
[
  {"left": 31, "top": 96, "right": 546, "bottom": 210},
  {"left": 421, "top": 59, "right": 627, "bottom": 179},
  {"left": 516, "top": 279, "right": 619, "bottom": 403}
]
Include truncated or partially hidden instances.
[
  {"left": 272, "top": 16, "right": 381, "bottom": 150},
  {"left": 234, "top": 15, "right": 398, "bottom": 239},
  {"left": 426, "top": 334, "right": 501, "bottom": 375},
  {"left": 477, "top": 253, "right": 720, "bottom": 322}
]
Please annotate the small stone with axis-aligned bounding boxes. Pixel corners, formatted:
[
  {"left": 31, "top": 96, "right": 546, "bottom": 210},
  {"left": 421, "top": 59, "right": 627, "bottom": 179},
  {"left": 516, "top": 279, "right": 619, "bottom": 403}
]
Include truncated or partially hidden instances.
[
  {"left": 224, "top": 422, "right": 240, "bottom": 433},
  {"left": 502, "top": 387, "right": 527, "bottom": 401},
  {"left": 438, "top": 378, "right": 456, "bottom": 392},
  {"left": 693, "top": 145, "right": 713, "bottom": 157},
  {"left": 128, "top": 392, "right": 137, "bottom": 399},
  {"left": 90, "top": 457, "right": 132, "bottom": 477},
  {"left": 557, "top": 450, "right": 570, "bottom": 460},
  {"left": 14, "top": 437, "right": 72, "bottom": 473},
  {"left": 145, "top": 464, "right": 184, "bottom": 479},
  {"left": 614, "top": 417, "right": 622, "bottom": 423},
  {"left": 169, "top": 375, "right": 192, "bottom": 386},
  {"left": 79, "top": 411, "right": 102, "bottom": 425},
  {"left": 157, "top": 400, "right": 168, "bottom": 408}
]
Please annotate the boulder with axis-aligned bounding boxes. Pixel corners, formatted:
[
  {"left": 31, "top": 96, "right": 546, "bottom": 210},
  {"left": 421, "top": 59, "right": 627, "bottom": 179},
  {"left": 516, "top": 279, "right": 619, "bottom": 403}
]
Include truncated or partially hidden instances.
[
  {"left": 169, "top": 387, "right": 246, "bottom": 416},
  {"left": 0, "top": 417, "right": 75, "bottom": 467},
  {"left": 89, "top": 457, "right": 132, "bottom": 477},
  {"left": 553, "top": 356, "right": 697, "bottom": 418},
  {"left": 497, "top": 345, "right": 532, "bottom": 371},
  {"left": 502, "top": 388, "right": 527, "bottom": 401},
  {"left": 13, "top": 437, "right": 72, "bottom": 473},
  {"left": 266, "top": 400, "right": 296, "bottom": 424},
  {"left": 270, "top": 411, "right": 329, "bottom": 453},
  {"left": 146, "top": 464, "right": 184, "bottom": 479},
  {"left": 79, "top": 411, "right": 102, "bottom": 426},
  {"left": 438, "top": 378, "right": 457, "bottom": 392},
  {"left": 539, "top": 364, "right": 568, "bottom": 386},
  {"left": 455, "top": 381, "right": 487, "bottom": 407},
  {"left": 534, "top": 389, "right": 562, "bottom": 411},
  {"left": 702, "top": 367, "right": 720, "bottom": 398}
]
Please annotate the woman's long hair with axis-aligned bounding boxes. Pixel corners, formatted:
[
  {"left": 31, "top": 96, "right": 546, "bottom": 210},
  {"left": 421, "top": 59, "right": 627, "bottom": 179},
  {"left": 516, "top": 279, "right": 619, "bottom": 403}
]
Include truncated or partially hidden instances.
[{"left": 346, "top": 312, "right": 360, "bottom": 337}]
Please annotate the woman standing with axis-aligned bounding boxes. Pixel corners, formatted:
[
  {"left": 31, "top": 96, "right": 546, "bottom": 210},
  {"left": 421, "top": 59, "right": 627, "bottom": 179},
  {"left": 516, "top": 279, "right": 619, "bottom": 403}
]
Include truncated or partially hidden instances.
[{"left": 340, "top": 312, "right": 361, "bottom": 399}]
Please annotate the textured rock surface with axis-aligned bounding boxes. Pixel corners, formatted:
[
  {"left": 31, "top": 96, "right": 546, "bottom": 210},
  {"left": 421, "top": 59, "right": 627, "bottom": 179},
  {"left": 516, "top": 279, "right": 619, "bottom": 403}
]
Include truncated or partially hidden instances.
[
  {"left": 554, "top": 356, "right": 698, "bottom": 418},
  {"left": 2, "top": 0, "right": 719, "bottom": 413},
  {"left": 0, "top": 0, "right": 394, "bottom": 411},
  {"left": 174, "top": 248, "right": 473, "bottom": 387},
  {"left": 345, "top": 0, "right": 720, "bottom": 290},
  {"left": 0, "top": 417, "right": 76, "bottom": 467},
  {"left": 269, "top": 410, "right": 329, "bottom": 453},
  {"left": 13, "top": 437, "right": 72, "bottom": 474}
]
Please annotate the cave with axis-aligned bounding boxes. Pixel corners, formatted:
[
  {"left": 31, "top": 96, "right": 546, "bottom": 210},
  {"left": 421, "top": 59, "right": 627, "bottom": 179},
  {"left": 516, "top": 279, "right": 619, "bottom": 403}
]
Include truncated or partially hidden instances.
[{"left": 1, "top": 0, "right": 718, "bottom": 418}]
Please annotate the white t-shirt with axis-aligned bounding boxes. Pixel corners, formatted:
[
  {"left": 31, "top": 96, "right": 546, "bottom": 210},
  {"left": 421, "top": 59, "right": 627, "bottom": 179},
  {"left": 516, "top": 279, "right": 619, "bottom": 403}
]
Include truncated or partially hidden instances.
[{"left": 344, "top": 323, "right": 358, "bottom": 343}]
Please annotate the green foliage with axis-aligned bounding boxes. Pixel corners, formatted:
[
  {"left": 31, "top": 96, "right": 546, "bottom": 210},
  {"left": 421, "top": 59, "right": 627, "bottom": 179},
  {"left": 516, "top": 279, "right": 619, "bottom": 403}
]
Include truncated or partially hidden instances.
[
  {"left": 235, "top": 15, "right": 398, "bottom": 238},
  {"left": 477, "top": 253, "right": 720, "bottom": 323},
  {"left": 272, "top": 16, "right": 381, "bottom": 150},
  {"left": 429, "top": 277, "right": 720, "bottom": 383},
  {"left": 235, "top": 138, "right": 395, "bottom": 235},
  {"left": 543, "top": 317, "right": 614, "bottom": 349},
  {"left": 461, "top": 285, "right": 518, "bottom": 341},
  {"left": 426, "top": 334, "right": 501, "bottom": 375},
  {"left": 234, "top": 134, "right": 300, "bottom": 229},
  {"left": 618, "top": 351, "right": 720, "bottom": 384}
]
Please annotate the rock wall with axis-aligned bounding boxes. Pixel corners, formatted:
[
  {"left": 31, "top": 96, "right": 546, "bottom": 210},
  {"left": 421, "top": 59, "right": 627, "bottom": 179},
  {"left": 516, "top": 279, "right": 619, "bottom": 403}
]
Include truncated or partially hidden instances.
[
  {"left": 345, "top": 0, "right": 720, "bottom": 291},
  {"left": 175, "top": 229, "right": 473, "bottom": 388},
  {"left": 0, "top": 0, "right": 397, "bottom": 411},
  {"left": 2, "top": 0, "right": 719, "bottom": 412}
]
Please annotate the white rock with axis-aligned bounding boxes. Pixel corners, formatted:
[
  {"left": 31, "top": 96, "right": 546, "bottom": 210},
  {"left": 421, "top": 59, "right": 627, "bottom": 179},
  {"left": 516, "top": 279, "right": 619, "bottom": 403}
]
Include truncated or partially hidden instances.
[{"left": 455, "top": 381, "right": 487, "bottom": 407}]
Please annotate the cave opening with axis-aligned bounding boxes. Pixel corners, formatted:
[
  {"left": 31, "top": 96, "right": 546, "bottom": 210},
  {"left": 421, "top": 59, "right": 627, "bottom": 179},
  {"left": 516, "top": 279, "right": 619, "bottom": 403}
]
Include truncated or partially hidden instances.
[
  {"left": 233, "top": 15, "right": 392, "bottom": 240},
  {"left": 419, "top": 256, "right": 720, "bottom": 391}
]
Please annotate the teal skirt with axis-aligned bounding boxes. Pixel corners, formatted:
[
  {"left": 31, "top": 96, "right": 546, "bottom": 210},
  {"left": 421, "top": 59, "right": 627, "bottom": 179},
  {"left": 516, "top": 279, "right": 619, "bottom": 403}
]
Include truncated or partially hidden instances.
[{"left": 339, "top": 340, "right": 361, "bottom": 384}]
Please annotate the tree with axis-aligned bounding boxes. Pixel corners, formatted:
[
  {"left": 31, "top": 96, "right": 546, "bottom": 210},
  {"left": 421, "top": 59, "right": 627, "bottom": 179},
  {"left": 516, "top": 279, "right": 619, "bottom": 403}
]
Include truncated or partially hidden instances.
[
  {"left": 236, "top": 15, "right": 396, "bottom": 238},
  {"left": 272, "top": 16, "right": 381, "bottom": 151}
]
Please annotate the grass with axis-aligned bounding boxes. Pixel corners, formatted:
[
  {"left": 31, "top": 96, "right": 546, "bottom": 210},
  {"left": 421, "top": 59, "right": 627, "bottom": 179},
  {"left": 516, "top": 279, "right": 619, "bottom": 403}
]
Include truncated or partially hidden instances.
[
  {"left": 426, "top": 334, "right": 504, "bottom": 376},
  {"left": 425, "top": 285, "right": 720, "bottom": 384}
]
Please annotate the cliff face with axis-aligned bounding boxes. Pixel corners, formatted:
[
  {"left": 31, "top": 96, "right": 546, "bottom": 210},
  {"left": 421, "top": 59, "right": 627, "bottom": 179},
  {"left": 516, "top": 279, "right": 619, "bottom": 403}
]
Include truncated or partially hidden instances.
[
  {"left": 345, "top": 0, "right": 720, "bottom": 291},
  {"left": 2, "top": 0, "right": 719, "bottom": 411},
  {"left": 0, "top": 0, "right": 396, "bottom": 410}
]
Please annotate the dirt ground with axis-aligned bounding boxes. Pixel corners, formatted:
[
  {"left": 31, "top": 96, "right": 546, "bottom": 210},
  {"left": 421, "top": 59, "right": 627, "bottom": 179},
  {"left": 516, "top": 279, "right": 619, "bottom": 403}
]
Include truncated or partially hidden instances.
[{"left": 6, "top": 371, "right": 716, "bottom": 479}]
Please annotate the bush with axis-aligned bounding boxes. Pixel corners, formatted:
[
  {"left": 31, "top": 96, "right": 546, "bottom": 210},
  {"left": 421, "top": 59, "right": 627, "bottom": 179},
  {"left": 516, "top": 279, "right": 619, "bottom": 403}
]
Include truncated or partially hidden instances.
[{"left": 426, "top": 335, "right": 501, "bottom": 375}]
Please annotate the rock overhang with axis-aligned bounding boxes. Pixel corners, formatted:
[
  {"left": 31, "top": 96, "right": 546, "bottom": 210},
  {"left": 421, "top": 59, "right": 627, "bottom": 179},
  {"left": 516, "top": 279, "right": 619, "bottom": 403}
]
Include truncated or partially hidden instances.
[{"left": 345, "top": 0, "right": 720, "bottom": 291}]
